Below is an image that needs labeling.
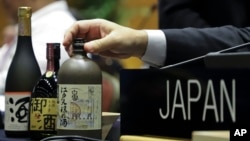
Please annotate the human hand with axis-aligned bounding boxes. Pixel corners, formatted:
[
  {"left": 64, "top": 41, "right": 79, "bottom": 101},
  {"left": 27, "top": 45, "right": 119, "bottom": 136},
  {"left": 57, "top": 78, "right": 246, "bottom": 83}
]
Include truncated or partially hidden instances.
[{"left": 63, "top": 19, "right": 148, "bottom": 59}]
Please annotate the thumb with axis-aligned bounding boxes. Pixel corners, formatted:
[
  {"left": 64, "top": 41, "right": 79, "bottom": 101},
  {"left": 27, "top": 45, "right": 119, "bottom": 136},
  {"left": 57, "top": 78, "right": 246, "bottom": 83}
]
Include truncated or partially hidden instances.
[{"left": 84, "top": 37, "right": 113, "bottom": 54}]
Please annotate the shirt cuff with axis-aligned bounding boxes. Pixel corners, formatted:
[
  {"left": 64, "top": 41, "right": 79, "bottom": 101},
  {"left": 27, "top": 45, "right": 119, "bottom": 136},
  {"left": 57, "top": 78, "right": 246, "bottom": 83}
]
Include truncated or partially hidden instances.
[{"left": 141, "top": 30, "right": 167, "bottom": 67}]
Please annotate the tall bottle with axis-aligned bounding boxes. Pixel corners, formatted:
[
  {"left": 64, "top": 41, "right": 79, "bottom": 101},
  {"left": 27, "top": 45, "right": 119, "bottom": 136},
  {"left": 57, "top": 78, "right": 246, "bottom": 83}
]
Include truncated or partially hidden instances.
[
  {"left": 4, "top": 7, "right": 41, "bottom": 138},
  {"left": 57, "top": 38, "right": 102, "bottom": 139},
  {"left": 29, "top": 43, "right": 60, "bottom": 140}
]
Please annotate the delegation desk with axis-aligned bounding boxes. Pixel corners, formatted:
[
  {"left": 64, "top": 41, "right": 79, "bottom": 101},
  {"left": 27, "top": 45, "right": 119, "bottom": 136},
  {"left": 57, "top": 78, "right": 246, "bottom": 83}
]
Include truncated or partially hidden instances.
[
  {"left": 119, "top": 46, "right": 250, "bottom": 141},
  {"left": 0, "top": 127, "right": 230, "bottom": 141},
  {"left": 120, "top": 131, "right": 229, "bottom": 141}
]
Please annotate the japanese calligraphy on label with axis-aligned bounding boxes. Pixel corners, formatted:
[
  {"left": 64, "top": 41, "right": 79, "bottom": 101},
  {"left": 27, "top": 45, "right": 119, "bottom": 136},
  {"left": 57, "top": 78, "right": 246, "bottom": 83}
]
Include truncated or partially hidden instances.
[
  {"left": 57, "top": 84, "right": 102, "bottom": 130},
  {"left": 5, "top": 92, "right": 30, "bottom": 131},
  {"left": 30, "top": 98, "right": 57, "bottom": 131}
]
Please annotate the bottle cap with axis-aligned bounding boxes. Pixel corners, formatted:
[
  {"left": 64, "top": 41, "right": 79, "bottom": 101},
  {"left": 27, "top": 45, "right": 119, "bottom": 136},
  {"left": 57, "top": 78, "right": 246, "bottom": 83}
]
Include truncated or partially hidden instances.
[
  {"left": 53, "top": 43, "right": 61, "bottom": 60},
  {"left": 46, "top": 43, "right": 54, "bottom": 60},
  {"left": 18, "top": 7, "right": 32, "bottom": 18},
  {"left": 73, "top": 38, "right": 85, "bottom": 51},
  {"left": 46, "top": 43, "right": 61, "bottom": 60}
]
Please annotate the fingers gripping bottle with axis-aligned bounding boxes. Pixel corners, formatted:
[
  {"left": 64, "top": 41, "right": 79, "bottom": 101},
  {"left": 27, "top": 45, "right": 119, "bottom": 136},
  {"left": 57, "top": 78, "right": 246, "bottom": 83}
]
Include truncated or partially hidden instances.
[{"left": 57, "top": 38, "right": 102, "bottom": 139}]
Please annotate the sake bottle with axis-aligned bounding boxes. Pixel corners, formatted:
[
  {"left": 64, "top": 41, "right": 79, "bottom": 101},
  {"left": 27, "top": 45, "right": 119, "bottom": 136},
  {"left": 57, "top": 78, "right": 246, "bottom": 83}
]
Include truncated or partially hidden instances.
[
  {"left": 29, "top": 43, "right": 60, "bottom": 140},
  {"left": 57, "top": 38, "right": 102, "bottom": 139},
  {"left": 4, "top": 7, "right": 41, "bottom": 138}
]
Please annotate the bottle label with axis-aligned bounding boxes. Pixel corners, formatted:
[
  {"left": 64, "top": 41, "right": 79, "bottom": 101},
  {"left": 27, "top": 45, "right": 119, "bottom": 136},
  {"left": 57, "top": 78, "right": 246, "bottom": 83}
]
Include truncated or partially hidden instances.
[
  {"left": 57, "top": 84, "right": 102, "bottom": 130},
  {"left": 30, "top": 98, "right": 57, "bottom": 131},
  {"left": 4, "top": 92, "right": 30, "bottom": 131}
]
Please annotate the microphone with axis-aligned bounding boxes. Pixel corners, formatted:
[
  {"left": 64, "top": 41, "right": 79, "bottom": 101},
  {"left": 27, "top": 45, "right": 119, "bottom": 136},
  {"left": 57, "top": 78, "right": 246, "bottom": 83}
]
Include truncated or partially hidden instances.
[
  {"left": 161, "top": 42, "right": 250, "bottom": 69},
  {"left": 215, "top": 42, "right": 250, "bottom": 53}
]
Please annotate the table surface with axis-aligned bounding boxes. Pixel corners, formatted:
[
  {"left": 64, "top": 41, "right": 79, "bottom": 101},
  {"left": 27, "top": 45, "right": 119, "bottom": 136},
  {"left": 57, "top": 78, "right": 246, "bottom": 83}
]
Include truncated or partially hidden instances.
[
  {"left": 0, "top": 112, "right": 121, "bottom": 141},
  {"left": 0, "top": 130, "right": 30, "bottom": 141}
]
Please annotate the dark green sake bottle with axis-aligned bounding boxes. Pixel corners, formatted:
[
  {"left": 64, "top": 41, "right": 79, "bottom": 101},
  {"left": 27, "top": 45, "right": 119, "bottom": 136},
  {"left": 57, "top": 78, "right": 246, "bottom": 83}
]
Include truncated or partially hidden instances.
[{"left": 4, "top": 7, "right": 41, "bottom": 138}]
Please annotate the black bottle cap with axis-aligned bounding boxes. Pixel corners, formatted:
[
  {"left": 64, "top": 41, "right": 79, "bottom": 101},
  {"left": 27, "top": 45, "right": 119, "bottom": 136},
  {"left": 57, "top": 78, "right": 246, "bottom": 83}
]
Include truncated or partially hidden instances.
[
  {"left": 73, "top": 38, "right": 85, "bottom": 52},
  {"left": 53, "top": 43, "right": 61, "bottom": 60}
]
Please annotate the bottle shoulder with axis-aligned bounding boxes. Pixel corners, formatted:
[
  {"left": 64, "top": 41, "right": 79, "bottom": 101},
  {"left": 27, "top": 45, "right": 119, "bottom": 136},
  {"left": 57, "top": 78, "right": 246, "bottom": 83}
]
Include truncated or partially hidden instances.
[
  {"left": 31, "top": 72, "right": 57, "bottom": 98},
  {"left": 58, "top": 56, "right": 102, "bottom": 84},
  {"left": 60, "top": 56, "right": 101, "bottom": 72}
]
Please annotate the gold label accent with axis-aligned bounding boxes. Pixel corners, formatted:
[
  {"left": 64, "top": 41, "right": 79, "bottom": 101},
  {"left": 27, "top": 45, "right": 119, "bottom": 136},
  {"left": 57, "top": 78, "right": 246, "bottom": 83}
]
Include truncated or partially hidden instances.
[
  {"left": 18, "top": 17, "right": 31, "bottom": 36},
  {"left": 46, "top": 71, "right": 53, "bottom": 77}
]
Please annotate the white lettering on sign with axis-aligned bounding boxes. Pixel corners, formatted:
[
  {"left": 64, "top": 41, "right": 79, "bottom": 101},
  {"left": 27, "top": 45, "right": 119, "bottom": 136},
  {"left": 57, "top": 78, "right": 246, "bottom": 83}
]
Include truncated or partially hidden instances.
[
  {"left": 159, "top": 79, "right": 236, "bottom": 123},
  {"left": 234, "top": 129, "right": 247, "bottom": 136},
  {"left": 188, "top": 79, "right": 201, "bottom": 120},
  {"left": 202, "top": 79, "right": 219, "bottom": 122},
  {"left": 171, "top": 80, "right": 186, "bottom": 120},
  {"left": 220, "top": 80, "right": 236, "bottom": 122}
]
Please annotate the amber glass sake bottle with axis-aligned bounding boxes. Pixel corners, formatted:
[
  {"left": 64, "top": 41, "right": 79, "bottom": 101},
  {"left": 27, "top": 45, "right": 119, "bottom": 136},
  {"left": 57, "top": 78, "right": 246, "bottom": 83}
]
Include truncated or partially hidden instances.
[
  {"left": 57, "top": 38, "right": 102, "bottom": 139},
  {"left": 4, "top": 7, "right": 41, "bottom": 138},
  {"left": 29, "top": 43, "right": 60, "bottom": 140}
]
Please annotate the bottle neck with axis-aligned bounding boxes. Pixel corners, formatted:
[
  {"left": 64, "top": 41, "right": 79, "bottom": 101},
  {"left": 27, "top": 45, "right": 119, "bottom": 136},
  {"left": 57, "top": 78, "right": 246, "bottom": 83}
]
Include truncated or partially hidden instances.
[
  {"left": 73, "top": 38, "right": 87, "bottom": 58},
  {"left": 73, "top": 50, "right": 87, "bottom": 57},
  {"left": 46, "top": 58, "right": 55, "bottom": 72},
  {"left": 46, "top": 58, "right": 60, "bottom": 72},
  {"left": 54, "top": 59, "right": 60, "bottom": 73},
  {"left": 15, "top": 15, "right": 33, "bottom": 53},
  {"left": 18, "top": 16, "right": 31, "bottom": 36}
]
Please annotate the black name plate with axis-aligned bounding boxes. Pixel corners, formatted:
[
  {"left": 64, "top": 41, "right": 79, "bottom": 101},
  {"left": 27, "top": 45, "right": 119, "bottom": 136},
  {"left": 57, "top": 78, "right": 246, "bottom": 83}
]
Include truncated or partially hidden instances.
[{"left": 120, "top": 67, "right": 250, "bottom": 138}]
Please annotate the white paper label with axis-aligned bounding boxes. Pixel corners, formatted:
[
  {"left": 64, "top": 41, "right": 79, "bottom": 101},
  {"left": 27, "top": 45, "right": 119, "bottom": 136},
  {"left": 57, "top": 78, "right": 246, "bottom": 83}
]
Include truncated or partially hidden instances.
[
  {"left": 57, "top": 84, "right": 102, "bottom": 130},
  {"left": 4, "top": 92, "right": 30, "bottom": 131}
]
